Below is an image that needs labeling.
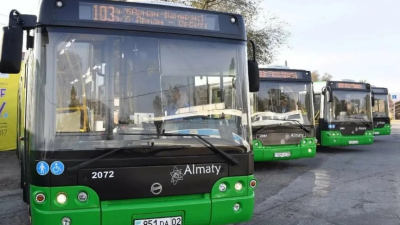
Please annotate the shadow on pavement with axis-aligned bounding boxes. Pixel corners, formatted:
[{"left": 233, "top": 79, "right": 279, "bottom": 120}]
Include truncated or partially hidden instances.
[
  {"left": 254, "top": 161, "right": 300, "bottom": 170},
  {"left": 316, "top": 146, "right": 367, "bottom": 153}
]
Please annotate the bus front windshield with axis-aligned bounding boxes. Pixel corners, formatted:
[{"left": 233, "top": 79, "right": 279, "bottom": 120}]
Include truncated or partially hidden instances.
[
  {"left": 30, "top": 28, "right": 250, "bottom": 152},
  {"left": 251, "top": 81, "right": 314, "bottom": 126},
  {"left": 327, "top": 90, "right": 372, "bottom": 122},
  {"left": 373, "top": 94, "right": 389, "bottom": 118}
]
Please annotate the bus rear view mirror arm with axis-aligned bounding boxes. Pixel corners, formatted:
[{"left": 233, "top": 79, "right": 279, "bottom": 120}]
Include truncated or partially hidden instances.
[
  {"left": 247, "top": 39, "right": 260, "bottom": 92},
  {"left": 0, "top": 10, "right": 36, "bottom": 74}
]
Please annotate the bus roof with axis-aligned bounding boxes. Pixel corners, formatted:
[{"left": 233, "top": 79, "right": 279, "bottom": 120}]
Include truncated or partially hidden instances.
[
  {"left": 371, "top": 86, "right": 389, "bottom": 94},
  {"left": 36, "top": 0, "right": 246, "bottom": 40},
  {"left": 119, "top": 0, "right": 192, "bottom": 8},
  {"left": 259, "top": 68, "right": 312, "bottom": 82},
  {"left": 263, "top": 65, "right": 290, "bottom": 69}
]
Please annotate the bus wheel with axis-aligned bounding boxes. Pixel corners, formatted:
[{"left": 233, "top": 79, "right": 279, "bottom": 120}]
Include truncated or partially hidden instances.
[
  {"left": 20, "top": 166, "right": 23, "bottom": 189},
  {"left": 16, "top": 139, "right": 19, "bottom": 159},
  {"left": 20, "top": 158, "right": 25, "bottom": 190},
  {"left": 22, "top": 180, "right": 29, "bottom": 203},
  {"left": 22, "top": 184, "right": 27, "bottom": 203},
  {"left": 28, "top": 204, "right": 32, "bottom": 225}
]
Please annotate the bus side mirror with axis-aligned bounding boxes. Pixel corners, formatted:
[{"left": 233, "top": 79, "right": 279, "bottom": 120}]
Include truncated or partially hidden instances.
[
  {"left": 247, "top": 40, "right": 259, "bottom": 93},
  {"left": 0, "top": 26, "right": 23, "bottom": 73},
  {"left": 324, "top": 87, "right": 333, "bottom": 103},
  {"left": 371, "top": 92, "right": 375, "bottom": 107}
]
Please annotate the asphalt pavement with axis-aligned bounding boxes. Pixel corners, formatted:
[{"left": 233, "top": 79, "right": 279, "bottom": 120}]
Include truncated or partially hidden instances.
[
  {"left": 1, "top": 124, "right": 400, "bottom": 225},
  {"left": 243, "top": 123, "right": 400, "bottom": 225}
]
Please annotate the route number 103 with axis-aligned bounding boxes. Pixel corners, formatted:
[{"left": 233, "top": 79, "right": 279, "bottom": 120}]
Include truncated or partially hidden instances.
[{"left": 93, "top": 5, "right": 115, "bottom": 22}]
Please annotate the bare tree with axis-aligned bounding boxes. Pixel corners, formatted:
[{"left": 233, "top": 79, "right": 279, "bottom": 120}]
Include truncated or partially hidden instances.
[
  {"left": 311, "top": 70, "right": 320, "bottom": 82},
  {"left": 321, "top": 73, "right": 332, "bottom": 81}
]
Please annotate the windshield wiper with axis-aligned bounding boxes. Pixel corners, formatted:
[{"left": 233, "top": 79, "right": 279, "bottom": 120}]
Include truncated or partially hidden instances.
[
  {"left": 253, "top": 126, "right": 269, "bottom": 134},
  {"left": 162, "top": 131, "right": 239, "bottom": 166},
  {"left": 67, "top": 144, "right": 190, "bottom": 173},
  {"left": 255, "top": 118, "right": 311, "bottom": 133},
  {"left": 284, "top": 119, "right": 311, "bottom": 133},
  {"left": 352, "top": 117, "right": 371, "bottom": 127}
]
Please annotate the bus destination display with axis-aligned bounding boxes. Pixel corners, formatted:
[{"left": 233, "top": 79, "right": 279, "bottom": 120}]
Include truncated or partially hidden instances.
[
  {"left": 371, "top": 88, "right": 387, "bottom": 94},
  {"left": 336, "top": 82, "right": 366, "bottom": 89},
  {"left": 79, "top": 2, "right": 219, "bottom": 31},
  {"left": 259, "top": 70, "right": 302, "bottom": 79}
]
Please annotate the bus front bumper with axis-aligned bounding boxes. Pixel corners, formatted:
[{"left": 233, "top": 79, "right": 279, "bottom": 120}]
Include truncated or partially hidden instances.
[
  {"left": 30, "top": 176, "right": 256, "bottom": 225},
  {"left": 253, "top": 140, "right": 316, "bottom": 162},
  {"left": 373, "top": 126, "right": 391, "bottom": 135},
  {"left": 321, "top": 132, "right": 374, "bottom": 146}
]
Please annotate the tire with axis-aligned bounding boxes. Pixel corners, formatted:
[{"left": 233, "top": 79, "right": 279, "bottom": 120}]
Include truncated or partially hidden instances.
[
  {"left": 22, "top": 181, "right": 27, "bottom": 203},
  {"left": 22, "top": 161, "right": 27, "bottom": 202},
  {"left": 23, "top": 180, "right": 30, "bottom": 204},
  {"left": 20, "top": 162, "right": 24, "bottom": 189}
]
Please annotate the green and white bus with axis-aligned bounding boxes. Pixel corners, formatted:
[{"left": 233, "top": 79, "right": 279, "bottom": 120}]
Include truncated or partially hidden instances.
[
  {"left": 371, "top": 87, "right": 391, "bottom": 135},
  {"left": 1, "top": 0, "right": 260, "bottom": 224},
  {"left": 313, "top": 80, "right": 374, "bottom": 146},
  {"left": 251, "top": 67, "right": 316, "bottom": 161}
]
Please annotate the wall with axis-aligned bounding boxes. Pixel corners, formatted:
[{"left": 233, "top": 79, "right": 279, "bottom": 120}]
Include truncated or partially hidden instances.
[{"left": 0, "top": 72, "right": 19, "bottom": 151}]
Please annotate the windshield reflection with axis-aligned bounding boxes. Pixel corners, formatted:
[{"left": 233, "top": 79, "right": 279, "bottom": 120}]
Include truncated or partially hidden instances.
[
  {"left": 34, "top": 28, "right": 250, "bottom": 151},
  {"left": 373, "top": 94, "right": 389, "bottom": 117},
  {"left": 251, "top": 81, "right": 314, "bottom": 126},
  {"left": 327, "top": 90, "right": 372, "bottom": 122}
]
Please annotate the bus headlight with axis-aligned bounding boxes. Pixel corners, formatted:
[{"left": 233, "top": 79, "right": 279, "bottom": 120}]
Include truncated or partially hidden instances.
[
  {"left": 235, "top": 182, "right": 243, "bottom": 191},
  {"left": 57, "top": 193, "right": 67, "bottom": 204},
  {"left": 78, "top": 192, "right": 88, "bottom": 202},
  {"left": 219, "top": 183, "right": 227, "bottom": 192}
]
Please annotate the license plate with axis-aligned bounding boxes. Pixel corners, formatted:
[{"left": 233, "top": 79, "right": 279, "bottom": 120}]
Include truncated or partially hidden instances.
[
  {"left": 374, "top": 131, "right": 379, "bottom": 135},
  {"left": 274, "top": 152, "right": 291, "bottom": 157},
  {"left": 134, "top": 217, "right": 182, "bottom": 225},
  {"left": 349, "top": 140, "right": 359, "bottom": 144}
]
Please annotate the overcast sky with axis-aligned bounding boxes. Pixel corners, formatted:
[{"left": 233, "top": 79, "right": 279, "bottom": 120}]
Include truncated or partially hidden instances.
[{"left": 1, "top": 0, "right": 399, "bottom": 98}]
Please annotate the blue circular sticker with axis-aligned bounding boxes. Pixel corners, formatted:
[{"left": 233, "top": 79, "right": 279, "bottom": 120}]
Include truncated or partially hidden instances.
[
  {"left": 50, "top": 161, "right": 65, "bottom": 175},
  {"left": 36, "top": 161, "right": 49, "bottom": 176}
]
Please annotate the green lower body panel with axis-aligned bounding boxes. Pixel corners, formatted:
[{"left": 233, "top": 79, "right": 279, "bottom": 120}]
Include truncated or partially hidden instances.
[
  {"left": 320, "top": 131, "right": 374, "bottom": 146},
  {"left": 102, "top": 194, "right": 254, "bottom": 225},
  {"left": 253, "top": 143, "right": 316, "bottom": 162},
  {"left": 30, "top": 176, "right": 256, "bottom": 225},
  {"left": 373, "top": 127, "right": 391, "bottom": 135},
  {"left": 31, "top": 207, "right": 101, "bottom": 225}
]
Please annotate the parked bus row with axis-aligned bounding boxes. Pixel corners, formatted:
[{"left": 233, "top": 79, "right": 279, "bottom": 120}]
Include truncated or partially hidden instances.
[{"left": 0, "top": 0, "right": 391, "bottom": 224}]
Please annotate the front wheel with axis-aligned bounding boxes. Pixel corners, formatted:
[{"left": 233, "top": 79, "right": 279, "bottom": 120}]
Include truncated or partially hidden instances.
[
  {"left": 20, "top": 161, "right": 23, "bottom": 189},
  {"left": 16, "top": 140, "right": 19, "bottom": 159},
  {"left": 22, "top": 183, "right": 27, "bottom": 202}
]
